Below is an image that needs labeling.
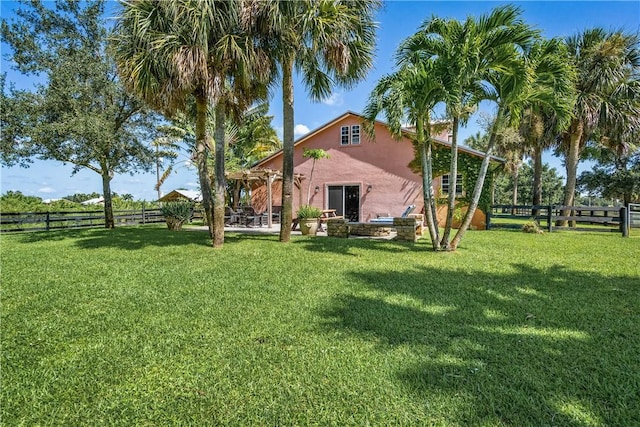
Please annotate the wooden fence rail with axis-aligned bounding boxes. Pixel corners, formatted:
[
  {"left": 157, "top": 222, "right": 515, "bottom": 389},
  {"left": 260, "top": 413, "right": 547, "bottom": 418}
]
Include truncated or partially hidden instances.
[
  {"left": 487, "top": 204, "right": 633, "bottom": 236},
  {"left": 0, "top": 208, "right": 166, "bottom": 233}
]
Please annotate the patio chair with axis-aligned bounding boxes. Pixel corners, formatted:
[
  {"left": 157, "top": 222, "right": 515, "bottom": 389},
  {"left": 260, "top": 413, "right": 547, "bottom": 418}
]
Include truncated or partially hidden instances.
[
  {"left": 224, "top": 207, "right": 234, "bottom": 226},
  {"left": 225, "top": 207, "right": 245, "bottom": 226},
  {"left": 271, "top": 206, "right": 282, "bottom": 224},
  {"left": 241, "top": 206, "right": 262, "bottom": 227}
]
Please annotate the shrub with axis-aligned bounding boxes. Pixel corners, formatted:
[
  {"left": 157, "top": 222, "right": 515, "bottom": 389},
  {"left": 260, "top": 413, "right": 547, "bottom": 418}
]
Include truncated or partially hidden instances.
[
  {"left": 160, "top": 201, "right": 193, "bottom": 222},
  {"left": 522, "top": 219, "right": 543, "bottom": 234},
  {"left": 296, "top": 204, "right": 322, "bottom": 219}
]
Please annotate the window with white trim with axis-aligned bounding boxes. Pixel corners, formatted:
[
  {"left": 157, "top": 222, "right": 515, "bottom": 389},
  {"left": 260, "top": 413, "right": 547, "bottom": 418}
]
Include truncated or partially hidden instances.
[
  {"left": 340, "top": 125, "right": 361, "bottom": 145},
  {"left": 441, "top": 173, "right": 463, "bottom": 196},
  {"left": 340, "top": 126, "right": 350, "bottom": 145},
  {"left": 351, "top": 125, "right": 361, "bottom": 144}
]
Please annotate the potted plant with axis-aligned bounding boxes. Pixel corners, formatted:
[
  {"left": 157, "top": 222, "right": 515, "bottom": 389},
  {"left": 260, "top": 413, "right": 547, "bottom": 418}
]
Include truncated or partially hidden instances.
[
  {"left": 296, "top": 204, "right": 322, "bottom": 236},
  {"left": 160, "top": 201, "right": 193, "bottom": 231}
]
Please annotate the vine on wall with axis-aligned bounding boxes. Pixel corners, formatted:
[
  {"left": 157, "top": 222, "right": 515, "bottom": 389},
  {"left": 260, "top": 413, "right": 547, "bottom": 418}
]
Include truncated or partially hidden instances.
[{"left": 409, "top": 143, "right": 503, "bottom": 213}]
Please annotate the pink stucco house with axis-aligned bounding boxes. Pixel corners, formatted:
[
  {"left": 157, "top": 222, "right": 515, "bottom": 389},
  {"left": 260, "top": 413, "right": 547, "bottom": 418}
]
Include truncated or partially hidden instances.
[{"left": 250, "top": 111, "right": 499, "bottom": 229}]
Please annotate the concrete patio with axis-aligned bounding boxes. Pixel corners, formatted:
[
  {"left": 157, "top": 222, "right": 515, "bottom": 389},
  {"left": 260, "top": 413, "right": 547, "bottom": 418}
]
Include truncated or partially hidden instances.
[{"left": 187, "top": 223, "right": 399, "bottom": 240}]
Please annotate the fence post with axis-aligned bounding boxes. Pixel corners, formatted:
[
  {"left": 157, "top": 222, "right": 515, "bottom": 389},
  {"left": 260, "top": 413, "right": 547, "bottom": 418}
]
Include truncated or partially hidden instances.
[
  {"left": 142, "top": 203, "right": 146, "bottom": 224},
  {"left": 620, "top": 207, "right": 628, "bottom": 237},
  {"left": 45, "top": 212, "right": 50, "bottom": 231},
  {"left": 547, "top": 205, "right": 552, "bottom": 233},
  {"left": 486, "top": 206, "right": 492, "bottom": 230}
]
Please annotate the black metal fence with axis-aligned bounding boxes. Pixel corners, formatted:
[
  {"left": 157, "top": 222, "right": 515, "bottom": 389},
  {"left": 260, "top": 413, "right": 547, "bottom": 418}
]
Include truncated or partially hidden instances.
[
  {"left": 487, "top": 204, "right": 634, "bottom": 236},
  {"left": 0, "top": 208, "right": 166, "bottom": 233}
]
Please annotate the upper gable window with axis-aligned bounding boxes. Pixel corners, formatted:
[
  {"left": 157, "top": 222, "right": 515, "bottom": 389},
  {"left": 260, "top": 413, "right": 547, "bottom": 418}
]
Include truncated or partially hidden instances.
[
  {"left": 351, "top": 125, "right": 361, "bottom": 144},
  {"left": 340, "top": 125, "right": 361, "bottom": 146},
  {"left": 340, "top": 126, "right": 350, "bottom": 145}
]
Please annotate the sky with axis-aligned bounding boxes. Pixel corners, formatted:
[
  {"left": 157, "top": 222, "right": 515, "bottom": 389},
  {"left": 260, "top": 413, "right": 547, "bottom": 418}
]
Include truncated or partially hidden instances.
[{"left": 1, "top": 1, "right": 639, "bottom": 201}]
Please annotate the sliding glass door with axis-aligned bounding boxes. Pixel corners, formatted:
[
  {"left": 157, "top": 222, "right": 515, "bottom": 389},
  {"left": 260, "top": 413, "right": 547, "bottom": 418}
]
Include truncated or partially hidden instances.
[{"left": 328, "top": 185, "right": 360, "bottom": 222}]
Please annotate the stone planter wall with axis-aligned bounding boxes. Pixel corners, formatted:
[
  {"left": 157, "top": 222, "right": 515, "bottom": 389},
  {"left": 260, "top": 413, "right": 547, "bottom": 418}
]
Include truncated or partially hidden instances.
[
  {"left": 326, "top": 217, "right": 421, "bottom": 242},
  {"left": 327, "top": 218, "right": 349, "bottom": 238},
  {"left": 349, "top": 223, "right": 393, "bottom": 237},
  {"left": 393, "top": 217, "right": 419, "bottom": 242},
  {"left": 408, "top": 214, "right": 424, "bottom": 236}
]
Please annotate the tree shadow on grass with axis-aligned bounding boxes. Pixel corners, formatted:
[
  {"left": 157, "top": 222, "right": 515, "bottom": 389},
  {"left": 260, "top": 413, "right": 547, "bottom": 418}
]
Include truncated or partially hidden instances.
[
  {"left": 67, "top": 226, "right": 214, "bottom": 250},
  {"left": 12, "top": 225, "right": 358, "bottom": 251},
  {"left": 319, "top": 264, "right": 639, "bottom": 425},
  {"left": 296, "top": 235, "right": 428, "bottom": 257},
  {"left": 56, "top": 225, "right": 283, "bottom": 250},
  {"left": 5, "top": 228, "right": 93, "bottom": 243}
]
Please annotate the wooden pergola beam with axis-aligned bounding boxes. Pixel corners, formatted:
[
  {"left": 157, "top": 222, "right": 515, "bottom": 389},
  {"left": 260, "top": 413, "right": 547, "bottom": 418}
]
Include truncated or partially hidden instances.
[{"left": 225, "top": 168, "right": 306, "bottom": 228}]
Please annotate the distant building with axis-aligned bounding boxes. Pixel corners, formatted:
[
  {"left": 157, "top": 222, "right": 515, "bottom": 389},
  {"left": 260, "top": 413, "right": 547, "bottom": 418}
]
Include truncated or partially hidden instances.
[
  {"left": 81, "top": 196, "right": 105, "bottom": 205},
  {"left": 42, "top": 198, "right": 62, "bottom": 204},
  {"left": 157, "top": 190, "right": 202, "bottom": 203}
]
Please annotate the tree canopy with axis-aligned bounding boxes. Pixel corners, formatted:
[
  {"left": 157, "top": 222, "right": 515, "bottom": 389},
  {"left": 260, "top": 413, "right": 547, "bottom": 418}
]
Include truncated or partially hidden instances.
[{"left": 1, "top": 0, "right": 158, "bottom": 228}]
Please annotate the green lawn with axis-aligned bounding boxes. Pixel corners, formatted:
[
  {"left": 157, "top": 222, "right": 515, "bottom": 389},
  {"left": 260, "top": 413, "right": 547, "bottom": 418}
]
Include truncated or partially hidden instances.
[{"left": 2, "top": 226, "right": 639, "bottom": 425}]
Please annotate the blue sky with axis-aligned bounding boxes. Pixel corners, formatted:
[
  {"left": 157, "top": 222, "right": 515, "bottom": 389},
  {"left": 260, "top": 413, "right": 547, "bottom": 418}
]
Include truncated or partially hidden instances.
[{"left": 1, "top": 1, "right": 639, "bottom": 201}]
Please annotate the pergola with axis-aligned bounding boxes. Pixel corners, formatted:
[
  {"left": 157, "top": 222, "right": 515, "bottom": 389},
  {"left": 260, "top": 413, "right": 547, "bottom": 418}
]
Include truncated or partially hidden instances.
[{"left": 225, "top": 168, "right": 306, "bottom": 227}]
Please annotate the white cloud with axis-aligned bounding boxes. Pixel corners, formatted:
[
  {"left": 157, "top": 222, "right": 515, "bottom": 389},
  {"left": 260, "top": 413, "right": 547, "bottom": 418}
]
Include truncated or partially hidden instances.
[
  {"left": 294, "top": 124, "right": 311, "bottom": 137},
  {"left": 322, "top": 92, "right": 343, "bottom": 106},
  {"left": 37, "top": 186, "right": 56, "bottom": 194},
  {"left": 124, "top": 177, "right": 145, "bottom": 184}
]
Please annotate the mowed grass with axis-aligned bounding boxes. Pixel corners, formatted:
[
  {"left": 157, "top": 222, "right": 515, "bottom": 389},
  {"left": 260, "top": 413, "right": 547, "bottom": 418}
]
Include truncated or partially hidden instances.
[{"left": 2, "top": 226, "right": 639, "bottom": 426}]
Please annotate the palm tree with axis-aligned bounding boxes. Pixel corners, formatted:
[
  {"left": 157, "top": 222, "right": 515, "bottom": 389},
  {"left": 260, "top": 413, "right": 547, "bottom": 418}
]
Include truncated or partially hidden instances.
[
  {"left": 114, "top": 0, "right": 269, "bottom": 247},
  {"left": 152, "top": 124, "right": 187, "bottom": 200},
  {"left": 226, "top": 103, "right": 281, "bottom": 208},
  {"left": 400, "top": 5, "right": 536, "bottom": 250},
  {"left": 558, "top": 29, "right": 640, "bottom": 225},
  {"left": 450, "top": 36, "right": 574, "bottom": 249},
  {"left": 113, "top": 1, "right": 224, "bottom": 242},
  {"left": 228, "top": 103, "right": 281, "bottom": 168},
  {"left": 363, "top": 62, "right": 445, "bottom": 250},
  {"left": 211, "top": 80, "right": 270, "bottom": 247},
  {"left": 303, "top": 148, "right": 330, "bottom": 204},
  {"left": 517, "top": 38, "right": 576, "bottom": 214},
  {"left": 248, "top": 0, "right": 379, "bottom": 242},
  {"left": 465, "top": 125, "right": 524, "bottom": 209}
]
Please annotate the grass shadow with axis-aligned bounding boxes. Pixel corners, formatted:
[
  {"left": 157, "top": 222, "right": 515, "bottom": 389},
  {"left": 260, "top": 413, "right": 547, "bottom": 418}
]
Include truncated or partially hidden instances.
[
  {"left": 319, "top": 263, "right": 639, "bottom": 425},
  {"left": 73, "top": 226, "right": 214, "bottom": 250},
  {"left": 3, "top": 228, "right": 94, "bottom": 243},
  {"left": 297, "top": 235, "right": 429, "bottom": 257},
  {"left": 66, "top": 226, "right": 287, "bottom": 251}
]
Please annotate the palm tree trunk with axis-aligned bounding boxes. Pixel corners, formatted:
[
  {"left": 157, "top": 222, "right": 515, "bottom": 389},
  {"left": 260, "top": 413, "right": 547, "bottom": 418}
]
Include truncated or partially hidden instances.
[
  {"left": 420, "top": 139, "right": 440, "bottom": 251},
  {"left": 195, "top": 92, "right": 214, "bottom": 242},
  {"left": 558, "top": 120, "right": 583, "bottom": 226},
  {"left": 279, "top": 57, "right": 295, "bottom": 243},
  {"left": 440, "top": 117, "right": 459, "bottom": 250},
  {"left": 306, "top": 159, "right": 317, "bottom": 204},
  {"left": 213, "top": 103, "right": 226, "bottom": 248},
  {"left": 101, "top": 170, "right": 115, "bottom": 229},
  {"left": 450, "top": 111, "right": 500, "bottom": 250},
  {"left": 532, "top": 144, "right": 543, "bottom": 216},
  {"left": 156, "top": 144, "right": 162, "bottom": 200},
  {"left": 415, "top": 117, "right": 440, "bottom": 250}
]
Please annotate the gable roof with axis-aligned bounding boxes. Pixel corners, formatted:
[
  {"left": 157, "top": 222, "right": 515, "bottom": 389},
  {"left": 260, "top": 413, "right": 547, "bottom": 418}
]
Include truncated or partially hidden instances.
[
  {"left": 252, "top": 111, "right": 504, "bottom": 168},
  {"left": 81, "top": 196, "right": 105, "bottom": 205},
  {"left": 158, "top": 189, "right": 202, "bottom": 203}
]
